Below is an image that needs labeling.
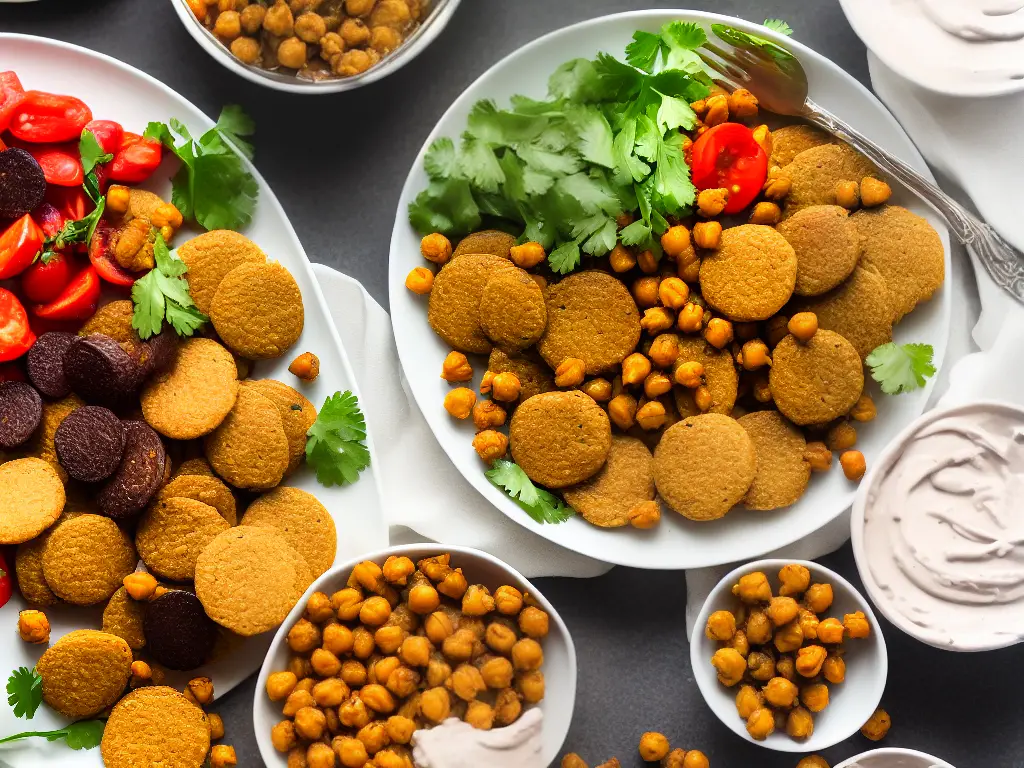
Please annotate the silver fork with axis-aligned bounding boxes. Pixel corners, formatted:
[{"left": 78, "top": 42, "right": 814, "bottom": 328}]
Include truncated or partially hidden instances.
[{"left": 697, "top": 36, "right": 1024, "bottom": 304}]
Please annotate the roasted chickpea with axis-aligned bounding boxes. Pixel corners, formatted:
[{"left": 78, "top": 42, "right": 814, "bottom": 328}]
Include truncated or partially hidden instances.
[
  {"left": 491, "top": 372, "right": 521, "bottom": 402},
  {"left": 620, "top": 353, "right": 651, "bottom": 387},
  {"left": 739, "top": 339, "right": 771, "bottom": 370},
  {"left": 393, "top": 636, "right": 429, "bottom": 669},
  {"left": 371, "top": 657, "right": 401, "bottom": 686},
  {"left": 271, "top": 720, "right": 298, "bottom": 752},
  {"left": 632, "top": 276, "right": 661, "bottom": 308},
  {"left": 860, "top": 177, "right": 892, "bottom": 207},
  {"left": 733, "top": 571, "right": 772, "bottom": 602},
  {"left": 649, "top": 334, "right": 680, "bottom": 369},
  {"left": 861, "top": 708, "right": 891, "bottom": 740},
  {"left": 776, "top": 654, "right": 796, "bottom": 681},
  {"left": 214, "top": 10, "right": 242, "bottom": 38},
  {"left": 511, "top": 638, "right": 543, "bottom": 671},
  {"left": 767, "top": 596, "right": 800, "bottom": 627},
  {"left": 447, "top": 663, "right": 487, "bottom": 702},
  {"left": 677, "top": 302, "right": 704, "bottom": 332},
  {"left": 374, "top": 625, "right": 406, "bottom": 655},
  {"left": 477, "top": 655, "right": 513, "bottom": 690},
  {"left": 711, "top": 647, "right": 746, "bottom": 687},
  {"left": 683, "top": 751, "right": 710, "bottom": 768},
  {"left": 440, "top": 351, "right": 473, "bottom": 382},
  {"left": 660, "top": 226, "right": 692, "bottom": 259},
  {"left": 747, "top": 650, "right": 775, "bottom": 682},
  {"left": 332, "top": 588, "right": 364, "bottom": 621},
  {"left": 840, "top": 450, "right": 866, "bottom": 481},
  {"left": 704, "top": 318, "right": 734, "bottom": 350},
  {"left": 561, "top": 755, "right": 589, "bottom": 768},
  {"left": 408, "top": 584, "right": 441, "bottom": 615},
  {"left": 341, "top": 659, "right": 368, "bottom": 688},
  {"left": 609, "top": 244, "right": 637, "bottom": 272},
  {"left": 786, "top": 706, "right": 815, "bottom": 740},
  {"left": 778, "top": 564, "right": 811, "bottom": 597},
  {"left": 494, "top": 687, "right": 522, "bottom": 726},
  {"left": 508, "top": 241, "right": 546, "bottom": 269},
  {"left": 313, "top": 678, "right": 349, "bottom": 708},
  {"left": 344, "top": 0, "right": 375, "bottom": 15},
  {"left": 749, "top": 201, "right": 782, "bottom": 225},
  {"left": 697, "top": 188, "right": 729, "bottom": 218},
  {"left": 385, "top": 715, "right": 416, "bottom": 744},
  {"left": 804, "top": 583, "right": 834, "bottom": 614},
  {"left": 798, "top": 608, "right": 820, "bottom": 641},
  {"left": 283, "top": 689, "right": 315, "bottom": 718},
  {"left": 311, "top": 648, "right": 343, "bottom": 677},
  {"left": 705, "top": 610, "right": 737, "bottom": 642},
  {"left": 835, "top": 180, "right": 860, "bottom": 209},
  {"left": 726, "top": 628, "right": 750, "bottom": 657},
  {"left": 804, "top": 441, "right": 832, "bottom": 472},
  {"left": 643, "top": 371, "right": 673, "bottom": 399},
  {"left": 267, "top": 671, "right": 298, "bottom": 701},
  {"left": 822, "top": 654, "right": 846, "bottom": 684},
  {"left": 288, "top": 655, "right": 310, "bottom": 678},
  {"left": 641, "top": 307, "right": 676, "bottom": 335},
  {"left": 735, "top": 684, "right": 762, "bottom": 719},
  {"left": 423, "top": 612, "right": 454, "bottom": 645},
  {"left": 635, "top": 400, "right": 666, "bottom": 430},
  {"left": 744, "top": 610, "right": 773, "bottom": 645},
  {"left": 580, "top": 377, "right": 613, "bottom": 402},
  {"left": 692, "top": 220, "right": 722, "bottom": 250},
  {"left": 339, "top": 17, "right": 371, "bottom": 46},
  {"left": 485, "top": 622, "right": 518, "bottom": 655},
  {"left": 461, "top": 585, "right": 495, "bottom": 616},
  {"left": 774, "top": 621, "right": 804, "bottom": 653},
  {"left": 796, "top": 645, "right": 827, "bottom": 678},
  {"left": 332, "top": 48, "right": 377, "bottom": 76},
  {"left": 443, "top": 628, "right": 478, "bottom": 662},
  {"left": 360, "top": 596, "right": 392, "bottom": 627},
  {"left": 295, "top": 12, "right": 327, "bottom": 42},
  {"left": 332, "top": 735, "right": 368, "bottom": 768},
  {"left": 788, "top": 312, "right": 818, "bottom": 343},
  {"left": 674, "top": 360, "right": 705, "bottom": 389},
  {"left": 295, "top": 706, "right": 327, "bottom": 741},
  {"left": 763, "top": 676, "right": 799, "bottom": 708},
  {"left": 801, "top": 683, "right": 830, "bottom": 713},
  {"left": 356, "top": 720, "right": 389, "bottom": 754},
  {"left": 472, "top": 430, "right": 508, "bottom": 464},
  {"left": 443, "top": 388, "right": 476, "bottom": 419},
  {"left": 288, "top": 619, "right": 322, "bottom": 653},
  {"left": 797, "top": 757, "right": 830, "bottom": 768},
  {"left": 240, "top": 3, "right": 266, "bottom": 32},
  {"left": 843, "top": 610, "right": 871, "bottom": 639},
  {"left": 277, "top": 36, "right": 308, "bottom": 68},
  {"left": 850, "top": 393, "right": 877, "bottom": 422},
  {"left": 746, "top": 707, "right": 775, "bottom": 740},
  {"left": 638, "top": 731, "right": 670, "bottom": 761},
  {"left": 827, "top": 421, "right": 857, "bottom": 451},
  {"left": 339, "top": 694, "right": 371, "bottom": 729},
  {"left": 230, "top": 36, "right": 261, "bottom": 64},
  {"left": 608, "top": 393, "right": 638, "bottom": 431},
  {"left": 420, "top": 687, "right": 451, "bottom": 724}
]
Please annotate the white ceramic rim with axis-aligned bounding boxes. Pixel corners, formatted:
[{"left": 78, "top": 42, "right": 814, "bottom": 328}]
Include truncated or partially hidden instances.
[
  {"left": 689, "top": 558, "right": 888, "bottom": 753},
  {"left": 253, "top": 543, "right": 578, "bottom": 767},
  {"left": 850, "top": 398, "right": 1024, "bottom": 653},
  {"left": 834, "top": 747, "right": 957, "bottom": 768},
  {"left": 169, "top": 0, "right": 462, "bottom": 94}
]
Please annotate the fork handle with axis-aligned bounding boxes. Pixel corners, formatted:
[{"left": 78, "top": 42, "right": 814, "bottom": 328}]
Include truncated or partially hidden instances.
[{"left": 804, "top": 98, "right": 1024, "bottom": 303}]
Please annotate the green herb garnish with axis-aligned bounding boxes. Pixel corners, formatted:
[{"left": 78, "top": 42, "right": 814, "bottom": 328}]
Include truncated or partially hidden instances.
[
  {"left": 305, "top": 391, "right": 371, "bottom": 487},
  {"left": 6, "top": 667, "right": 42, "bottom": 720},
  {"left": 35, "top": 130, "right": 108, "bottom": 262},
  {"left": 131, "top": 234, "right": 207, "bottom": 340},
  {"left": 0, "top": 719, "right": 104, "bottom": 751},
  {"left": 763, "top": 18, "right": 794, "bottom": 36},
  {"left": 486, "top": 460, "right": 575, "bottom": 525},
  {"left": 79, "top": 129, "right": 114, "bottom": 176},
  {"left": 866, "top": 342, "right": 936, "bottom": 395}
]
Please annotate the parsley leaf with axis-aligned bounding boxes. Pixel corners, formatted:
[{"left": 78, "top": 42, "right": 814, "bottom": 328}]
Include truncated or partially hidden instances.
[
  {"left": 6, "top": 668, "right": 42, "bottom": 720},
  {"left": 131, "top": 234, "right": 207, "bottom": 340},
  {"left": 79, "top": 130, "right": 113, "bottom": 176},
  {"left": 213, "top": 104, "right": 256, "bottom": 160},
  {"left": 486, "top": 460, "right": 575, "bottom": 525},
  {"left": 306, "top": 391, "right": 371, "bottom": 487},
  {"left": 424, "top": 138, "right": 460, "bottom": 181},
  {"left": 0, "top": 719, "right": 104, "bottom": 750},
  {"left": 866, "top": 342, "right": 936, "bottom": 395},
  {"left": 764, "top": 18, "right": 794, "bottom": 36},
  {"left": 625, "top": 30, "right": 665, "bottom": 73},
  {"left": 548, "top": 240, "right": 581, "bottom": 274}
]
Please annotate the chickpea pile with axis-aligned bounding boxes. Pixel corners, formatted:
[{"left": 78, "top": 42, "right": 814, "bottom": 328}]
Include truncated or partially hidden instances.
[
  {"left": 189, "top": 0, "right": 426, "bottom": 81},
  {"left": 707, "top": 564, "right": 871, "bottom": 742},
  {"left": 266, "top": 553, "right": 549, "bottom": 768},
  {"left": 562, "top": 733, "right": 710, "bottom": 768}
]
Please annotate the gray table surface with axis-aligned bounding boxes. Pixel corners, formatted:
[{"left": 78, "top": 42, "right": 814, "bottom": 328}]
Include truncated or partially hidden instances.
[{"left": 3, "top": 1, "right": 1020, "bottom": 766}]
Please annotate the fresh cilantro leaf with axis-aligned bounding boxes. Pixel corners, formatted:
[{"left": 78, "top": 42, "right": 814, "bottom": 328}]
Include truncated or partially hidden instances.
[
  {"left": 424, "top": 138, "right": 460, "bottom": 181},
  {"left": 625, "top": 30, "right": 665, "bottom": 73},
  {"left": 661, "top": 20, "right": 707, "bottom": 50},
  {"left": 764, "top": 18, "right": 794, "bottom": 36},
  {"left": 547, "top": 239, "right": 581, "bottom": 274},
  {"left": 580, "top": 216, "right": 618, "bottom": 256},
  {"left": 153, "top": 235, "right": 187, "bottom": 278},
  {"left": 510, "top": 95, "right": 566, "bottom": 116},
  {"left": 458, "top": 136, "right": 505, "bottom": 193},
  {"left": 79, "top": 130, "right": 113, "bottom": 176},
  {"left": 131, "top": 235, "right": 207, "bottom": 340},
  {"left": 612, "top": 119, "right": 651, "bottom": 184},
  {"left": 517, "top": 145, "right": 582, "bottom": 177},
  {"left": 6, "top": 668, "right": 42, "bottom": 720},
  {"left": 566, "top": 106, "right": 616, "bottom": 169},
  {"left": 466, "top": 100, "right": 547, "bottom": 147},
  {"left": 522, "top": 168, "right": 555, "bottom": 197},
  {"left": 555, "top": 172, "right": 621, "bottom": 216},
  {"left": 619, "top": 219, "right": 652, "bottom": 247},
  {"left": 485, "top": 460, "right": 575, "bottom": 524},
  {"left": 0, "top": 719, "right": 104, "bottom": 751},
  {"left": 408, "top": 178, "right": 481, "bottom": 237},
  {"left": 656, "top": 93, "right": 698, "bottom": 132},
  {"left": 131, "top": 273, "right": 166, "bottom": 340},
  {"left": 866, "top": 342, "right": 936, "bottom": 395},
  {"left": 548, "top": 58, "right": 603, "bottom": 102},
  {"left": 306, "top": 391, "right": 371, "bottom": 487},
  {"left": 653, "top": 131, "right": 695, "bottom": 214},
  {"left": 593, "top": 53, "right": 645, "bottom": 102},
  {"left": 214, "top": 104, "right": 256, "bottom": 160},
  {"left": 164, "top": 300, "right": 208, "bottom": 337},
  {"left": 633, "top": 114, "right": 661, "bottom": 162},
  {"left": 534, "top": 122, "right": 572, "bottom": 152}
]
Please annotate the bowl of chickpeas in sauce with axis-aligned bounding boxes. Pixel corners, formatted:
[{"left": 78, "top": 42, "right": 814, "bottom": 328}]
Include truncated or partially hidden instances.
[
  {"left": 691, "top": 559, "right": 887, "bottom": 753},
  {"left": 253, "top": 544, "right": 577, "bottom": 767},
  {"left": 172, "top": 0, "right": 462, "bottom": 93}
]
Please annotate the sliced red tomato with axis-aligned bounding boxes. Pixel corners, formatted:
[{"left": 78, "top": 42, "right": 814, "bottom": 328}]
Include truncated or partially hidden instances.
[
  {"left": 23, "top": 143, "right": 83, "bottom": 187},
  {"left": 88, "top": 226, "right": 136, "bottom": 287},
  {"left": 109, "top": 132, "right": 162, "bottom": 184},
  {"left": 0, "top": 72, "right": 25, "bottom": 135},
  {"left": 8, "top": 91, "right": 93, "bottom": 144},
  {"left": 83, "top": 119, "right": 124, "bottom": 155},
  {"left": 22, "top": 250, "right": 73, "bottom": 304},
  {"left": 0, "top": 214, "right": 44, "bottom": 280},
  {"left": 46, "top": 186, "right": 90, "bottom": 223},
  {"left": 0, "top": 137, "right": 6, "bottom": 151},
  {"left": 0, "top": 289, "right": 35, "bottom": 362},
  {"left": 32, "top": 202, "right": 66, "bottom": 239},
  {"left": 32, "top": 265, "right": 100, "bottom": 321},
  {"left": 690, "top": 122, "right": 769, "bottom": 214}
]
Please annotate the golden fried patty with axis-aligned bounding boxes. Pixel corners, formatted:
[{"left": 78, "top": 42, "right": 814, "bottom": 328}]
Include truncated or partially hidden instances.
[
  {"left": 699, "top": 225, "right": 797, "bottom": 322},
  {"left": 428, "top": 253, "right": 515, "bottom": 354},
  {"left": 769, "top": 330, "right": 864, "bottom": 425},
  {"left": 777, "top": 205, "right": 861, "bottom": 297},
  {"left": 737, "top": 410, "right": 811, "bottom": 511},
  {"left": 562, "top": 436, "right": 655, "bottom": 528}
]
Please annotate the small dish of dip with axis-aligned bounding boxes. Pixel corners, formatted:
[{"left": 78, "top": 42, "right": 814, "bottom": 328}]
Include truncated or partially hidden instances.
[
  {"left": 852, "top": 401, "right": 1024, "bottom": 652},
  {"left": 835, "top": 747, "right": 957, "bottom": 768}
]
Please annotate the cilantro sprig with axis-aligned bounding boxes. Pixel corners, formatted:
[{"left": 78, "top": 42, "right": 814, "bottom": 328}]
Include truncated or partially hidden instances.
[
  {"left": 486, "top": 460, "right": 575, "bottom": 525},
  {"left": 0, "top": 720, "right": 104, "bottom": 751},
  {"left": 144, "top": 105, "right": 258, "bottom": 232},
  {"left": 131, "top": 234, "right": 207, "bottom": 340},
  {"left": 7, "top": 667, "right": 42, "bottom": 720},
  {"left": 763, "top": 18, "right": 794, "bottom": 37},
  {"left": 306, "top": 391, "right": 371, "bottom": 487},
  {"left": 866, "top": 342, "right": 936, "bottom": 395},
  {"left": 36, "top": 130, "right": 109, "bottom": 262},
  {"left": 408, "top": 22, "right": 711, "bottom": 275}
]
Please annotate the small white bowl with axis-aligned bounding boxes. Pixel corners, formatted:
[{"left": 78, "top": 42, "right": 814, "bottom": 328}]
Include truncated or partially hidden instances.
[
  {"left": 835, "top": 747, "right": 957, "bottom": 768},
  {"left": 253, "top": 544, "right": 576, "bottom": 766},
  {"left": 690, "top": 558, "right": 887, "bottom": 753},
  {"left": 170, "top": 0, "right": 462, "bottom": 94}
]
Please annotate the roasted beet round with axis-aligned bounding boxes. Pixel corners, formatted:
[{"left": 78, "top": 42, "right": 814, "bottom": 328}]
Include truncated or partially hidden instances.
[
  {"left": 144, "top": 589, "right": 216, "bottom": 671},
  {"left": 63, "top": 334, "right": 142, "bottom": 407},
  {"left": 0, "top": 381, "right": 43, "bottom": 449},
  {"left": 26, "top": 331, "right": 76, "bottom": 399},
  {"left": 53, "top": 405, "right": 126, "bottom": 482},
  {"left": 0, "top": 148, "right": 46, "bottom": 219},
  {"left": 97, "top": 420, "right": 167, "bottom": 519},
  {"left": 134, "top": 331, "right": 179, "bottom": 379}
]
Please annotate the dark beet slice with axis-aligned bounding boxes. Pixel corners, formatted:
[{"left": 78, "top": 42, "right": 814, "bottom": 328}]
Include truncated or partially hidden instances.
[
  {"left": 63, "top": 333, "right": 142, "bottom": 407},
  {"left": 0, "top": 381, "right": 42, "bottom": 449},
  {"left": 97, "top": 420, "right": 167, "bottom": 519},
  {"left": 53, "top": 405, "right": 125, "bottom": 482},
  {"left": 134, "top": 331, "right": 178, "bottom": 379},
  {"left": 26, "top": 331, "right": 76, "bottom": 399},
  {"left": 144, "top": 589, "right": 216, "bottom": 671},
  {"left": 0, "top": 148, "right": 46, "bottom": 219}
]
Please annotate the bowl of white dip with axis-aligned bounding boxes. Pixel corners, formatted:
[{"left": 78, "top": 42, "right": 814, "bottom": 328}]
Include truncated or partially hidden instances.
[
  {"left": 835, "top": 747, "right": 957, "bottom": 768},
  {"left": 852, "top": 401, "right": 1024, "bottom": 652},
  {"left": 839, "top": 0, "right": 1024, "bottom": 97}
]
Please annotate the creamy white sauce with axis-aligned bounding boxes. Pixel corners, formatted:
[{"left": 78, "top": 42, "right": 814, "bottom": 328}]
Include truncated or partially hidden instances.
[
  {"left": 411, "top": 708, "right": 544, "bottom": 768},
  {"left": 848, "top": 0, "right": 1024, "bottom": 92},
  {"left": 862, "top": 405, "right": 1024, "bottom": 649},
  {"left": 846, "top": 762, "right": 943, "bottom": 768}
]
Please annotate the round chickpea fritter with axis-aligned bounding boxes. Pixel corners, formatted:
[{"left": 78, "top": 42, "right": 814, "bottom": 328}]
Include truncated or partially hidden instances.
[
  {"left": 737, "top": 410, "right": 811, "bottom": 510},
  {"left": 509, "top": 391, "right": 612, "bottom": 489},
  {"left": 653, "top": 414, "right": 756, "bottom": 521},
  {"left": 479, "top": 268, "right": 548, "bottom": 352},
  {"left": 777, "top": 205, "right": 861, "bottom": 297},
  {"left": 671, "top": 336, "right": 739, "bottom": 418},
  {"left": 537, "top": 271, "right": 641, "bottom": 375},
  {"left": 770, "top": 124, "right": 837, "bottom": 167},
  {"left": 176, "top": 230, "right": 267, "bottom": 315},
  {"left": 780, "top": 143, "right": 880, "bottom": 216},
  {"left": 428, "top": 253, "right": 515, "bottom": 354},
  {"left": 451, "top": 229, "right": 516, "bottom": 260},
  {"left": 37, "top": 630, "right": 133, "bottom": 719},
  {"left": 769, "top": 330, "right": 864, "bottom": 425},
  {"left": 562, "top": 436, "right": 655, "bottom": 527},
  {"left": 699, "top": 225, "right": 797, "bottom": 321},
  {"left": 210, "top": 261, "right": 305, "bottom": 359},
  {"left": 204, "top": 384, "right": 290, "bottom": 490}
]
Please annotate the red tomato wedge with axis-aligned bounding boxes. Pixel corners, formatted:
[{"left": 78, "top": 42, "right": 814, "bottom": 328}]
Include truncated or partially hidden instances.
[
  {"left": 32, "top": 265, "right": 100, "bottom": 321},
  {"left": 32, "top": 202, "right": 66, "bottom": 239},
  {"left": 23, "top": 143, "right": 84, "bottom": 187},
  {"left": 0, "top": 214, "right": 44, "bottom": 280},
  {"left": 83, "top": 119, "right": 124, "bottom": 156},
  {"left": 9, "top": 91, "right": 93, "bottom": 144},
  {"left": 0, "top": 289, "right": 35, "bottom": 363},
  {"left": 0, "top": 72, "right": 25, "bottom": 135},
  {"left": 46, "top": 186, "right": 90, "bottom": 223},
  {"left": 109, "top": 132, "right": 162, "bottom": 184},
  {"left": 22, "top": 250, "right": 73, "bottom": 304},
  {"left": 690, "top": 123, "right": 769, "bottom": 214},
  {"left": 89, "top": 226, "right": 137, "bottom": 287}
]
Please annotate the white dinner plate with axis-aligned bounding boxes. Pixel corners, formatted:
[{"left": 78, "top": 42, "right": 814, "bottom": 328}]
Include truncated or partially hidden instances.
[
  {"left": 0, "top": 34, "right": 388, "bottom": 766},
  {"left": 388, "top": 10, "right": 952, "bottom": 570}
]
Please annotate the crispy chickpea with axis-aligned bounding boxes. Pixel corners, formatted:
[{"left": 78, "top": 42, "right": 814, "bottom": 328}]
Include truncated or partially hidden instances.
[
  {"left": 267, "top": 671, "right": 298, "bottom": 701},
  {"left": 749, "top": 201, "right": 782, "bottom": 226},
  {"left": 490, "top": 373, "right": 521, "bottom": 402},
  {"left": 705, "top": 610, "right": 737, "bottom": 642},
  {"left": 726, "top": 628, "right": 750, "bottom": 657},
  {"left": 620, "top": 353, "right": 652, "bottom": 387},
  {"left": 840, "top": 450, "right": 866, "bottom": 481},
  {"left": 763, "top": 676, "right": 799, "bottom": 708},
  {"left": 677, "top": 302, "right": 704, "bottom": 333},
  {"left": 485, "top": 622, "right": 518, "bottom": 655},
  {"left": 341, "top": 659, "right": 368, "bottom": 687},
  {"left": 736, "top": 684, "right": 762, "bottom": 719},
  {"left": 804, "top": 583, "right": 834, "bottom": 613},
  {"left": 733, "top": 571, "right": 772, "bottom": 602},
  {"left": 443, "top": 388, "right": 476, "bottom": 419},
  {"left": 544, "top": 359, "right": 585, "bottom": 392},
  {"left": 660, "top": 226, "right": 692, "bottom": 259},
  {"left": 345, "top": 0, "right": 375, "bottom": 15},
  {"left": 796, "top": 645, "right": 827, "bottom": 678},
  {"left": 387, "top": 666, "right": 420, "bottom": 699},
  {"left": 333, "top": 736, "right": 368, "bottom": 768},
  {"left": 288, "top": 619, "right": 322, "bottom": 653},
  {"left": 763, "top": 174, "right": 792, "bottom": 201},
  {"left": 785, "top": 707, "right": 815, "bottom": 740},
  {"left": 804, "top": 442, "right": 832, "bottom": 472},
  {"left": 802, "top": 684, "right": 827, "bottom": 716},
  {"left": 776, "top": 654, "right": 796, "bottom": 681},
  {"left": 822, "top": 654, "right": 845, "bottom": 684},
  {"left": 440, "top": 351, "right": 473, "bottom": 382},
  {"left": 861, "top": 708, "right": 891, "bottom": 740},
  {"left": 240, "top": 3, "right": 266, "bottom": 32},
  {"left": 843, "top": 610, "right": 870, "bottom": 639},
  {"left": 356, "top": 720, "right": 389, "bottom": 754},
  {"left": 798, "top": 608, "right": 820, "bottom": 641},
  {"left": 636, "top": 250, "right": 658, "bottom": 274},
  {"left": 577, "top": 378, "right": 610, "bottom": 403},
  {"left": 472, "top": 430, "right": 508, "bottom": 464},
  {"left": 458, "top": 584, "right": 493, "bottom": 617},
  {"left": 313, "top": 678, "right": 349, "bottom": 709},
  {"left": 272, "top": 720, "right": 298, "bottom": 753},
  {"left": 724, "top": 89, "right": 758, "bottom": 120},
  {"left": 860, "top": 177, "right": 892, "bottom": 207},
  {"left": 494, "top": 687, "right": 522, "bottom": 726},
  {"left": 774, "top": 621, "right": 804, "bottom": 653},
  {"left": 747, "top": 650, "right": 775, "bottom": 681},
  {"left": 657, "top": 277, "right": 689, "bottom": 310},
  {"left": 711, "top": 647, "right": 746, "bottom": 687},
  {"left": 371, "top": 657, "right": 401, "bottom": 686},
  {"left": 283, "top": 689, "right": 315, "bottom": 718},
  {"left": 303, "top": 743, "right": 333, "bottom": 768},
  {"left": 230, "top": 36, "right": 261, "bottom": 64},
  {"left": 850, "top": 393, "right": 877, "bottom": 422},
  {"left": 744, "top": 610, "right": 773, "bottom": 645},
  {"left": 332, "top": 48, "right": 377, "bottom": 76},
  {"left": 339, "top": 694, "right": 371, "bottom": 729},
  {"left": 504, "top": 241, "right": 543, "bottom": 269},
  {"left": 835, "top": 180, "right": 860, "bottom": 209},
  {"left": 635, "top": 400, "right": 667, "bottom": 430},
  {"left": 641, "top": 307, "right": 676, "bottom": 335},
  {"left": 426, "top": 656, "right": 452, "bottom": 688},
  {"left": 746, "top": 707, "right": 775, "bottom": 740},
  {"left": 827, "top": 421, "right": 857, "bottom": 451},
  {"left": 639, "top": 732, "right": 670, "bottom": 761},
  {"left": 739, "top": 339, "right": 771, "bottom": 370},
  {"left": 443, "top": 628, "right": 478, "bottom": 662},
  {"left": 608, "top": 393, "right": 638, "bottom": 430},
  {"left": 359, "top": 684, "right": 396, "bottom": 714},
  {"left": 778, "top": 564, "right": 811, "bottom": 597},
  {"left": 424, "top": 612, "right": 455, "bottom": 644},
  {"left": 464, "top": 699, "right": 495, "bottom": 730},
  {"left": 374, "top": 625, "right": 405, "bottom": 654},
  {"left": 517, "top": 606, "right": 549, "bottom": 639},
  {"left": 277, "top": 36, "right": 308, "bottom": 68},
  {"left": 214, "top": 9, "right": 242, "bottom": 38},
  {"left": 360, "top": 596, "right": 392, "bottom": 627},
  {"left": 644, "top": 371, "right": 673, "bottom": 399},
  {"left": 511, "top": 637, "right": 543, "bottom": 671},
  {"left": 380, "top": 556, "right": 414, "bottom": 587},
  {"left": 797, "top": 758, "right": 830, "bottom": 768},
  {"left": 704, "top": 94, "right": 729, "bottom": 126},
  {"left": 648, "top": 334, "right": 680, "bottom": 369},
  {"left": 13, "top": 609, "right": 47, "bottom": 645},
  {"left": 130, "top": 660, "right": 152, "bottom": 688},
  {"left": 447, "top": 663, "right": 486, "bottom": 702},
  {"left": 683, "top": 751, "right": 710, "bottom": 768},
  {"left": 339, "top": 18, "right": 371, "bottom": 48},
  {"left": 420, "top": 687, "right": 451, "bottom": 724},
  {"left": 693, "top": 384, "right": 712, "bottom": 412},
  {"left": 692, "top": 221, "right": 723, "bottom": 251},
  {"left": 704, "top": 318, "right": 734, "bottom": 350},
  {"left": 674, "top": 360, "right": 704, "bottom": 389},
  {"left": 322, "top": 626, "right": 354, "bottom": 659},
  {"left": 697, "top": 188, "right": 729, "bottom": 218},
  {"left": 609, "top": 244, "right": 637, "bottom": 273},
  {"left": 310, "top": 648, "right": 341, "bottom": 678},
  {"left": 816, "top": 617, "right": 845, "bottom": 645},
  {"left": 787, "top": 312, "right": 818, "bottom": 343},
  {"left": 477, "top": 656, "right": 513, "bottom": 690},
  {"left": 397, "top": 635, "right": 431, "bottom": 668},
  {"left": 632, "top": 276, "right": 661, "bottom": 308},
  {"left": 767, "top": 596, "right": 800, "bottom": 627},
  {"left": 472, "top": 400, "right": 507, "bottom": 431},
  {"left": 264, "top": 0, "right": 295, "bottom": 34},
  {"left": 332, "top": 588, "right": 364, "bottom": 621},
  {"left": 385, "top": 715, "right": 416, "bottom": 744},
  {"left": 319, "top": 31, "right": 345, "bottom": 61},
  {"left": 295, "top": 11, "right": 327, "bottom": 42},
  {"left": 305, "top": 592, "right": 334, "bottom": 623},
  {"left": 562, "top": 756, "right": 589, "bottom": 768},
  {"left": 626, "top": 500, "right": 660, "bottom": 529},
  {"left": 295, "top": 706, "right": 327, "bottom": 741},
  {"left": 419, "top": 232, "right": 452, "bottom": 264}
]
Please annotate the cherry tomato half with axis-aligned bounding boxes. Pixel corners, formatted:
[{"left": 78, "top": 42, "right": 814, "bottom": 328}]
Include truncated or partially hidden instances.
[
  {"left": 23, "top": 143, "right": 83, "bottom": 187},
  {"left": 0, "top": 214, "right": 44, "bottom": 280},
  {"left": 45, "top": 186, "right": 90, "bottom": 223},
  {"left": 32, "top": 265, "right": 100, "bottom": 322},
  {"left": 83, "top": 119, "right": 124, "bottom": 156},
  {"left": 9, "top": 91, "right": 93, "bottom": 144},
  {"left": 690, "top": 122, "right": 769, "bottom": 214},
  {"left": 109, "top": 132, "right": 162, "bottom": 184},
  {"left": 88, "top": 226, "right": 137, "bottom": 287},
  {"left": 32, "top": 202, "right": 66, "bottom": 240},
  {"left": 0, "top": 289, "right": 35, "bottom": 363},
  {"left": 0, "top": 71, "right": 25, "bottom": 135},
  {"left": 22, "top": 250, "right": 73, "bottom": 304}
]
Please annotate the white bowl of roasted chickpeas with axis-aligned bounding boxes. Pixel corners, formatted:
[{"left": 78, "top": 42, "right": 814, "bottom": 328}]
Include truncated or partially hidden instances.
[
  {"left": 172, "top": 0, "right": 462, "bottom": 94},
  {"left": 253, "top": 544, "right": 576, "bottom": 767},
  {"left": 835, "top": 748, "right": 956, "bottom": 768},
  {"left": 690, "top": 559, "right": 887, "bottom": 753}
]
